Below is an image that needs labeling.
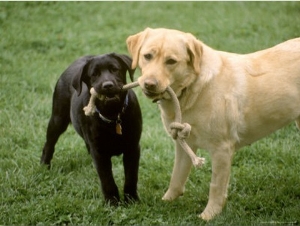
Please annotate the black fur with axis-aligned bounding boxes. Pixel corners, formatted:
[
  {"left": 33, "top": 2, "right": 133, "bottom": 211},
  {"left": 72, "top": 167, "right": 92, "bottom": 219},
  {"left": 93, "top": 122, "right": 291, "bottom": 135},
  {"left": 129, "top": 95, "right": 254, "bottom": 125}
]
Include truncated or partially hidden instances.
[{"left": 41, "top": 53, "right": 142, "bottom": 204}]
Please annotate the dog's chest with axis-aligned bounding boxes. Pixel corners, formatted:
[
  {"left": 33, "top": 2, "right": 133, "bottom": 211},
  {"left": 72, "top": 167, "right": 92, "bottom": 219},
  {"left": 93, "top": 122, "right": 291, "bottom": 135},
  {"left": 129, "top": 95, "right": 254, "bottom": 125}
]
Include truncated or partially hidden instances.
[
  {"left": 72, "top": 109, "right": 125, "bottom": 145},
  {"left": 88, "top": 119, "right": 127, "bottom": 154}
]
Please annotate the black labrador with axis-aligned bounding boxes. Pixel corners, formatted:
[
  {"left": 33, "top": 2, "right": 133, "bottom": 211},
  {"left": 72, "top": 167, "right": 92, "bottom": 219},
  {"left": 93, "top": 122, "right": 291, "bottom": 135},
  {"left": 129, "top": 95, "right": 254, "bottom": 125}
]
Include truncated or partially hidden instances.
[{"left": 41, "top": 53, "right": 142, "bottom": 204}]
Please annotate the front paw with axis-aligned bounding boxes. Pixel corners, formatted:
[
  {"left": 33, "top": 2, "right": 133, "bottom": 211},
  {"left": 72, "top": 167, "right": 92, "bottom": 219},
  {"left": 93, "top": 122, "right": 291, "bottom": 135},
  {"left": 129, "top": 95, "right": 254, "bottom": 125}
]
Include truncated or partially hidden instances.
[
  {"left": 104, "top": 192, "right": 121, "bottom": 206},
  {"left": 199, "top": 204, "right": 222, "bottom": 221},
  {"left": 162, "top": 188, "right": 184, "bottom": 201},
  {"left": 105, "top": 196, "right": 120, "bottom": 206},
  {"left": 124, "top": 193, "right": 139, "bottom": 204}
]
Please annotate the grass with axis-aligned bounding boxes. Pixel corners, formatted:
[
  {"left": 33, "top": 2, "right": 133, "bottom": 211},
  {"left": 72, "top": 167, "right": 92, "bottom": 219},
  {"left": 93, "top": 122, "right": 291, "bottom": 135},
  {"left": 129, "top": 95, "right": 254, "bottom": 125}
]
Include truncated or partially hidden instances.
[{"left": 1, "top": 1, "right": 300, "bottom": 225}]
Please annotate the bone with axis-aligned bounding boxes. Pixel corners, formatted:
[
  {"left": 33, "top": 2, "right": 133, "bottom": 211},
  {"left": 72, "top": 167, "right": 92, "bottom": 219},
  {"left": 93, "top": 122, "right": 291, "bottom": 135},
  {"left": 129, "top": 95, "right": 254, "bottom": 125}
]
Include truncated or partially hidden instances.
[
  {"left": 83, "top": 87, "right": 98, "bottom": 116},
  {"left": 83, "top": 83, "right": 139, "bottom": 116}
]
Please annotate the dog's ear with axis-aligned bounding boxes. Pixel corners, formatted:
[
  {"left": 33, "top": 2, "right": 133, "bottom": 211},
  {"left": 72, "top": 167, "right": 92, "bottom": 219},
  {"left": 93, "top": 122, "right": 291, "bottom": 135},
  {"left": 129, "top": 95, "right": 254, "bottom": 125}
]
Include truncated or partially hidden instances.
[
  {"left": 185, "top": 33, "right": 203, "bottom": 75},
  {"left": 112, "top": 53, "right": 136, "bottom": 82},
  {"left": 72, "top": 57, "right": 91, "bottom": 96},
  {"left": 126, "top": 28, "right": 151, "bottom": 69}
]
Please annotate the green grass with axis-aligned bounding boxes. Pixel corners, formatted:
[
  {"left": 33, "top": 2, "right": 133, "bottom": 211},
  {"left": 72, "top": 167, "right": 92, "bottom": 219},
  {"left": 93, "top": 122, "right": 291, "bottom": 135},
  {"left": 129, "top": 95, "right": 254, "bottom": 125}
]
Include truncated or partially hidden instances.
[{"left": 1, "top": 1, "right": 300, "bottom": 225}]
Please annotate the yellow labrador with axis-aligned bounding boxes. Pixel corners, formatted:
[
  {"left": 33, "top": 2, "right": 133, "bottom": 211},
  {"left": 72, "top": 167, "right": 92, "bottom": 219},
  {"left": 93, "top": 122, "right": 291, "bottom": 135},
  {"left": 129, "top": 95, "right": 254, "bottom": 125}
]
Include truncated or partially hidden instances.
[{"left": 126, "top": 27, "right": 300, "bottom": 220}]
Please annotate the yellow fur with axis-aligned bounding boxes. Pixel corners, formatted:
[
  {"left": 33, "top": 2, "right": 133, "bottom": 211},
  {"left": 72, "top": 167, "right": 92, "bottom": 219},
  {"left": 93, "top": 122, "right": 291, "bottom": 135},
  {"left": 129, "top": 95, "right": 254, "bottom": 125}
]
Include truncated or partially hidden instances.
[{"left": 127, "top": 27, "right": 300, "bottom": 220}]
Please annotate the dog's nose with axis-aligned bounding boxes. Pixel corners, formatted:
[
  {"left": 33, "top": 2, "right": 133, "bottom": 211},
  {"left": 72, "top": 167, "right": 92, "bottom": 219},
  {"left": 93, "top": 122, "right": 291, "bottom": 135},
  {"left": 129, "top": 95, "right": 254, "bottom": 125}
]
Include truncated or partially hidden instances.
[
  {"left": 144, "top": 79, "right": 157, "bottom": 91},
  {"left": 102, "top": 81, "right": 114, "bottom": 89}
]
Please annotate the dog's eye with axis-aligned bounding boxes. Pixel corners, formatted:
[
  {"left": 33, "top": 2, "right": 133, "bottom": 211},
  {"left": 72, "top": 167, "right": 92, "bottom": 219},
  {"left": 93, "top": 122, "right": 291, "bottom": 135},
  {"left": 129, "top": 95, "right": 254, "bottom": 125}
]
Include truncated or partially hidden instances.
[
  {"left": 109, "top": 67, "right": 119, "bottom": 73},
  {"left": 144, "top": 54, "right": 152, "bottom": 61},
  {"left": 166, "top": 59, "right": 177, "bottom": 65}
]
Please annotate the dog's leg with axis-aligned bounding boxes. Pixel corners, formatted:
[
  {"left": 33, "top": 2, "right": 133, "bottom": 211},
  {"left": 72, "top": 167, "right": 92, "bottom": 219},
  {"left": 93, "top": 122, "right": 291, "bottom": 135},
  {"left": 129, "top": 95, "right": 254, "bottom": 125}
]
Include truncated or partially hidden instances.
[
  {"left": 200, "top": 143, "right": 234, "bottom": 221},
  {"left": 41, "top": 91, "right": 71, "bottom": 165},
  {"left": 84, "top": 141, "right": 91, "bottom": 154},
  {"left": 41, "top": 116, "right": 70, "bottom": 165},
  {"left": 123, "top": 145, "right": 140, "bottom": 202},
  {"left": 90, "top": 150, "right": 120, "bottom": 205},
  {"left": 162, "top": 142, "right": 193, "bottom": 200}
]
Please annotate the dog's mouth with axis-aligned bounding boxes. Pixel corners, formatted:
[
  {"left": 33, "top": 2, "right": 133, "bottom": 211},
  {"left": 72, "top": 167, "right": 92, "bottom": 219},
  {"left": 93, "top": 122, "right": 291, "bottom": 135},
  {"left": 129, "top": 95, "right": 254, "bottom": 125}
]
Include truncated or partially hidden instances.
[
  {"left": 93, "top": 84, "right": 123, "bottom": 105},
  {"left": 98, "top": 94, "right": 120, "bottom": 102},
  {"left": 97, "top": 93, "right": 121, "bottom": 104},
  {"left": 144, "top": 90, "right": 160, "bottom": 98},
  {"left": 143, "top": 89, "right": 167, "bottom": 102}
]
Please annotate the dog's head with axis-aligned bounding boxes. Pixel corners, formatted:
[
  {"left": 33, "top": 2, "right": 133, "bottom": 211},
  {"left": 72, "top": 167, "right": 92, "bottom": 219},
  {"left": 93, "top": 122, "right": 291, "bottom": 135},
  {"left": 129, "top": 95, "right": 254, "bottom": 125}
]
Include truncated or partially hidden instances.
[
  {"left": 72, "top": 53, "right": 135, "bottom": 106},
  {"left": 126, "top": 27, "right": 202, "bottom": 100}
]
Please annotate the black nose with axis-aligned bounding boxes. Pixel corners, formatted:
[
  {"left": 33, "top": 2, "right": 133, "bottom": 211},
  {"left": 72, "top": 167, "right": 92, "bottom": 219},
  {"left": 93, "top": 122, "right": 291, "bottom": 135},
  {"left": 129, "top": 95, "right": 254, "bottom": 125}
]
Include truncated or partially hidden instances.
[{"left": 102, "top": 81, "right": 114, "bottom": 89}]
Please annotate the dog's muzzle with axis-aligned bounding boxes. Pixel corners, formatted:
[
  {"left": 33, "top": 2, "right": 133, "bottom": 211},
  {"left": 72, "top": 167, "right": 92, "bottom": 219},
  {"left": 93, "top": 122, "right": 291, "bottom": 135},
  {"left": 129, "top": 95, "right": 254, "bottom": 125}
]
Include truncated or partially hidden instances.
[
  {"left": 142, "top": 78, "right": 166, "bottom": 100},
  {"left": 94, "top": 83, "right": 122, "bottom": 104}
]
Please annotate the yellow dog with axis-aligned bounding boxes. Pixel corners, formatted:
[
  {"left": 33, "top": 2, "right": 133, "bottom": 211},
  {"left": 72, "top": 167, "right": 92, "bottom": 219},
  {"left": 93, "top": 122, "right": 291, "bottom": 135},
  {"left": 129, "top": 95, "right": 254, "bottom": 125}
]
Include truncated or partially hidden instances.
[{"left": 127, "top": 27, "right": 300, "bottom": 220}]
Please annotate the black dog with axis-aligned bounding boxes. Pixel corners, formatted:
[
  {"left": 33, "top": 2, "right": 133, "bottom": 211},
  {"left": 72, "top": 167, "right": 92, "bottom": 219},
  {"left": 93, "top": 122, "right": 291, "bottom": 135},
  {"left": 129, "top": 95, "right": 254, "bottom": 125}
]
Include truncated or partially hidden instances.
[{"left": 41, "top": 53, "right": 142, "bottom": 204}]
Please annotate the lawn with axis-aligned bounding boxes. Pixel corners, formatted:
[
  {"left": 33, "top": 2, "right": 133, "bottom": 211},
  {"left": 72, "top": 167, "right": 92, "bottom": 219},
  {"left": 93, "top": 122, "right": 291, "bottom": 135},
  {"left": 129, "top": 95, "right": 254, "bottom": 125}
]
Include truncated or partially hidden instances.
[{"left": 1, "top": 2, "right": 300, "bottom": 225}]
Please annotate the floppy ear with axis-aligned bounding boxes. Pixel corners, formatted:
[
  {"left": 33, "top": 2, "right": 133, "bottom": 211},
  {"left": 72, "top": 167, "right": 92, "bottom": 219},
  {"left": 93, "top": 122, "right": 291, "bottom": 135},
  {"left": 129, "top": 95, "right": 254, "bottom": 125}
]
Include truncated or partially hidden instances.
[
  {"left": 126, "top": 28, "right": 151, "bottom": 69},
  {"left": 71, "top": 58, "right": 91, "bottom": 96},
  {"left": 185, "top": 33, "right": 203, "bottom": 75},
  {"left": 112, "top": 53, "right": 136, "bottom": 82}
]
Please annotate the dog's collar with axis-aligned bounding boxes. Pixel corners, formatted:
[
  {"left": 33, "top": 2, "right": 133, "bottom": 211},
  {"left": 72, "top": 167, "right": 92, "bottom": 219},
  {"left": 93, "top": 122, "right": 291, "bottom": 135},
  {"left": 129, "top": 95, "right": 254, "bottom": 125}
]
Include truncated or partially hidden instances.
[{"left": 95, "top": 92, "right": 129, "bottom": 124}]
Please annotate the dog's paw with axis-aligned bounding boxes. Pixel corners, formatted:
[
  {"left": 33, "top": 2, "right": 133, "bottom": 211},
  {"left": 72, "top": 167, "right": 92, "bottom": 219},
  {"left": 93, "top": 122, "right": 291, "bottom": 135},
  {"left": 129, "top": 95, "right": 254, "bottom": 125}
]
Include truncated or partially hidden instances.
[
  {"left": 162, "top": 189, "right": 183, "bottom": 201},
  {"left": 199, "top": 211, "right": 213, "bottom": 221},
  {"left": 124, "top": 193, "right": 140, "bottom": 204},
  {"left": 199, "top": 205, "right": 222, "bottom": 221},
  {"left": 105, "top": 197, "right": 121, "bottom": 207}
]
